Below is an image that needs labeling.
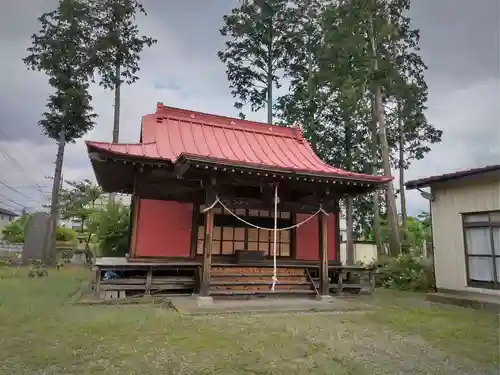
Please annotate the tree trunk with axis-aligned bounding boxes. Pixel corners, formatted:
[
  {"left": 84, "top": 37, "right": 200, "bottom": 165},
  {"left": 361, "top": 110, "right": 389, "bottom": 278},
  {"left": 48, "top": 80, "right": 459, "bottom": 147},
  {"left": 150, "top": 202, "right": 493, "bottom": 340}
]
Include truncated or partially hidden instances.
[
  {"left": 344, "top": 116, "right": 354, "bottom": 264},
  {"left": 375, "top": 87, "right": 400, "bottom": 256},
  {"left": 369, "top": 13, "right": 401, "bottom": 257},
  {"left": 266, "top": 59, "right": 273, "bottom": 125},
  {"left": 306, "top": 34, "right": 317, "bottom": 151},
  {"left": 346, "top": 196, "right": 354, "bottom": 264},
  {"left": 266, "top": 17, "right": 273, "bottom": 125},
  {"left": 370, "top": 96, "right": 383, "bottom": 256},
  {"left": 398, "top": 102, "right": 408, "bottom": 249},
  {"left": 47, "top": 125, "right": 66, "bottom": 265},
  {"left": 112, "top": 61, "right": 121, "bottom": 143},
  {"left": 109, "top": 60, "right": 121, "bottom": 203}
]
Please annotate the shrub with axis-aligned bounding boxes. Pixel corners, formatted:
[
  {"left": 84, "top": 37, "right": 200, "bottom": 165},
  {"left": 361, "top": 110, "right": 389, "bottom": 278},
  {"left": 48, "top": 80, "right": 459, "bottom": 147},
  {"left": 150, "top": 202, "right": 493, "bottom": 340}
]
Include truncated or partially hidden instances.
[
  {"left": 374, "top": 253, "right": 433, "bottom": 292},
  {"left": 1, "top": 214, "right": 31, "bottom": 243},
  {"left": 56, "top": 227, "right": 78, "bottom": 243},
  {"left": 88, "top": 202, "right": 130, "bottom": 257}
]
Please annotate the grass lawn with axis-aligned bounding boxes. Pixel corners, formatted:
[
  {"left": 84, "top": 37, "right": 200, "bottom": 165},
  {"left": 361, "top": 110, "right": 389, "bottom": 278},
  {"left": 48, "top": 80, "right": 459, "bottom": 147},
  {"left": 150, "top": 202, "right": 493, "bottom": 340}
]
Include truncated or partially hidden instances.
[{"left": 0, "top": 267, "right": 497, "bottom": 375}]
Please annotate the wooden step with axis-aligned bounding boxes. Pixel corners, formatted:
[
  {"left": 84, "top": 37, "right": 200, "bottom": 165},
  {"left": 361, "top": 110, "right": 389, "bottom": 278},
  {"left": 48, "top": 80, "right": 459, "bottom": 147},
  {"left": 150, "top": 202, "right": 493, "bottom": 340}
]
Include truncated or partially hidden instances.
[
  {"left": 207, "top": 266, "right": 315, "bottom": 297},
  {"left": 210, "top": 275, "right": 310, "bottom": 282},
  {"left": 209, "top": 284, "right": 312, "bottom": 292},
  {"left": 209, "top": 289, "right": 316, "bottom": 296},
  {"left": 210, "top": 280, "right": 311, "bottom": 286},
  {"left": 211, "top": 267, "right": 306, "bottom": 276},
  {"left": 210, "top": 274, "right": 307, "bottom": 278}
]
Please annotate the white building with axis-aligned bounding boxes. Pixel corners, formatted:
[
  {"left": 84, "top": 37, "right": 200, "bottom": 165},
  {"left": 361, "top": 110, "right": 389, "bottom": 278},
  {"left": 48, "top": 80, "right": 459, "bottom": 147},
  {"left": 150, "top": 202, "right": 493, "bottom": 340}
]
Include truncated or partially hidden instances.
[
  {"left": 338, "top": 211, "right": 377, "bottom": 265},
  {"left": 406, "top": 165, "right": 500, "bottom": 296}
]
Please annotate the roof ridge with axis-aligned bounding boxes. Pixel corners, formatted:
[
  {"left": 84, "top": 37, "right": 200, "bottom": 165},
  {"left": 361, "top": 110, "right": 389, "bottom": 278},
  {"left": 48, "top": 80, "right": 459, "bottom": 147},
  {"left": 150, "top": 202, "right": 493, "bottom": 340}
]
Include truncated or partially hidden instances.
[
  {"left": 155, "top": 102, "right": 303, "bottom": 140},
  {"left": 87, "top": 140, "right": 155, "bottom": 146}
]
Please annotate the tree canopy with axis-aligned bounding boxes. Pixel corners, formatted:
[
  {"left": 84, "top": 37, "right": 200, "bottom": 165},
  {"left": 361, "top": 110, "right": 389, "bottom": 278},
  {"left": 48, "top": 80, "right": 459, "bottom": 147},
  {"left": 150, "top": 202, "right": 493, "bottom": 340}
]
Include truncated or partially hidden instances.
[
  {"left": 218, "top": 0, "right": 290, "bottom": 122},
  {"left": 218, "top": 0, "right": 443, "bottom": 253}
]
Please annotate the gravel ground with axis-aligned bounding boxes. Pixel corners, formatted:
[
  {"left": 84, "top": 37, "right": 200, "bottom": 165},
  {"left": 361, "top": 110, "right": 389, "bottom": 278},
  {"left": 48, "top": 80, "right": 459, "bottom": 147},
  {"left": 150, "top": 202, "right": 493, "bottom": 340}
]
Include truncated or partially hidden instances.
[
  {"left": 180, "top": 310, "right": 497, "bottom": 375},
  {"left": 288, "top": 318, "right": 495, "bottom": 375},
  {"left": 2, "top": 268, "right": 497, "bottom": 375}
]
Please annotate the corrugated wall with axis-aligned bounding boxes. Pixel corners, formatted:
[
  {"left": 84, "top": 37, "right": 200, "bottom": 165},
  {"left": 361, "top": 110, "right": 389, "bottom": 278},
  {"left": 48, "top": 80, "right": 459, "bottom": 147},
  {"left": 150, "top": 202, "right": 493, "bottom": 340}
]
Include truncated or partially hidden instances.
[{"left": 432, "top": 179, "right": 500, "bottom": 294}]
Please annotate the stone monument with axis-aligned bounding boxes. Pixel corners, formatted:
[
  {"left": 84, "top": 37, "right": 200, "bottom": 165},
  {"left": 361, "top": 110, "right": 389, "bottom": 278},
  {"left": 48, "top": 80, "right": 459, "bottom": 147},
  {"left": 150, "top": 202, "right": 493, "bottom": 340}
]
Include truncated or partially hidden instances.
[{"left": 22, "top": 212, "right": 54, "bottom": 266}]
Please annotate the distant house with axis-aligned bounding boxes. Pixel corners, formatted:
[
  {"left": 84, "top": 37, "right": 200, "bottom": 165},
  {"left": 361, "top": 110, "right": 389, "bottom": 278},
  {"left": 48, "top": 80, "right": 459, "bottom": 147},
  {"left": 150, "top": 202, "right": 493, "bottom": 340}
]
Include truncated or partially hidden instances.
[
  {"left": 0, "top": 207, "right": 19, "bottom": 236},
  {"left": 406, "top": 164, "right": 500, "bottom": 296}
]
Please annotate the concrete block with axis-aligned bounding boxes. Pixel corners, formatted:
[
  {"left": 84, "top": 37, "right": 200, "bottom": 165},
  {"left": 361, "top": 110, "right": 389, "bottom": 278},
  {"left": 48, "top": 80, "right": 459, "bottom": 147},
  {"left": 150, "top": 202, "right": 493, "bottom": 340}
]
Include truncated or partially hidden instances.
[
  {"left": 315, "top": 294, "right": 334, "bottom": 302},
  {"left": 195, "top": 296, "right": 214, "bottom": 306}
]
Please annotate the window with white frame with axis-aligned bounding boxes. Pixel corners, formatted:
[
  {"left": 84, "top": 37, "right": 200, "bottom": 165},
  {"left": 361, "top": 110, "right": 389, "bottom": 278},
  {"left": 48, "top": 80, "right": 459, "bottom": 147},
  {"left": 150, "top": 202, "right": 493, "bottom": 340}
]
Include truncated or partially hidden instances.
[{"left": 462, "top": 211, "right": 500, "bottom": 289}]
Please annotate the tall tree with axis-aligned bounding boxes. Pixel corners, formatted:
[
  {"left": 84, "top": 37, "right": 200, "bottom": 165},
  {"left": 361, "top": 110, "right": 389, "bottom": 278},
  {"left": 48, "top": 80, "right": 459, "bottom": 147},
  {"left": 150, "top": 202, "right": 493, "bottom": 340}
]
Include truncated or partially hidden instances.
[
  {"left": 218, "top": 0, "right": 289, "bottom": 123},
  {"left": 367, "top": 1, "right": 401, "bottom": 256},
  {"left": 370, "top": 96, "right": 384, "bottom": 254},
  {"left": 393, "top": 86, "right": 441, "bottom": 240},
  {"left": 277, "top": 0, "right": 328, "bottom": 149},
  {"left": 91, "top": 0, "right": 156, "bottom": 201},
  {"left": 319, "top": 2, "right": 376, "bottom": 259},
  {"left": 374, "top": 0, "right": 442, "bottom": 246},
  {"left": 92, "top": 0, "right": 156, "bottom": 144},
  {"left": 23, "top": 0, "right": 97, "bottom": 264},
  {"left": 318, "top": 0, "right": 440, "bottom": 256},
  {"left": 391, "top": 86, "right": 441, "bottom": 237}
]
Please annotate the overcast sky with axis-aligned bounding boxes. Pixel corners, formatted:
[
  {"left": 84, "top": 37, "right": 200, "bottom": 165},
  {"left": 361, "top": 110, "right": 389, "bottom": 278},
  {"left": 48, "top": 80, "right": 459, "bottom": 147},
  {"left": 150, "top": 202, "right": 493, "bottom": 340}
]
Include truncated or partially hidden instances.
[{"left": 0, "top": 0, "right": 498, "bottom": 216}]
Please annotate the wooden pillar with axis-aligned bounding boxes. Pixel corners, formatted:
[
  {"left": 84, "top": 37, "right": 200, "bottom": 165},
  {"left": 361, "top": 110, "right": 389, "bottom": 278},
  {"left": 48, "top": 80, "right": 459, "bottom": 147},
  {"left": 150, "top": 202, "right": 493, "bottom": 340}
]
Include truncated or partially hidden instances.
[
  {"left": 318, "top": 210, "right": 329, "bottom": 296},
  {"left": 145, "top": 266, "right": 152, "bottom": 295},
  {"left": 200, "top": 184, "right": 216, "bottom": 297},
  {"left": 94, "top": 266, "right": 101, "bottom": 295}
]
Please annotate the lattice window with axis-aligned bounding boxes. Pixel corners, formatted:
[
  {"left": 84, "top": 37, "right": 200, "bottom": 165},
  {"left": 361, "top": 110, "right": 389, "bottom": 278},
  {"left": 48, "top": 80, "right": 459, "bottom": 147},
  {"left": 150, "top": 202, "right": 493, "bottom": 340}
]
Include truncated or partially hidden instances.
[{"left": 197, "top": 207, "right": 292, "bottom": 257}]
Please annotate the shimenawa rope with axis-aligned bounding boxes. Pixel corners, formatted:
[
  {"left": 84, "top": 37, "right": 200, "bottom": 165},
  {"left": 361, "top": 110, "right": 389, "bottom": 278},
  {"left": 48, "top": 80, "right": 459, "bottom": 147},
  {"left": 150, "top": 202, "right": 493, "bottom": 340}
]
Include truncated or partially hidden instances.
[{"left": 201, "top": 191, "right": 329, "bottom": 291}]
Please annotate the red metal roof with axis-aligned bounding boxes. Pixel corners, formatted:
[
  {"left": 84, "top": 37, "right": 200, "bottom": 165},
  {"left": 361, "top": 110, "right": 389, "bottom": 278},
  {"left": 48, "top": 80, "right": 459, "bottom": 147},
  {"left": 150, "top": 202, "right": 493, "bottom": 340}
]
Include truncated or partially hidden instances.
[{"left": 86, "top": 103, "right": 391, "bottom": 183}]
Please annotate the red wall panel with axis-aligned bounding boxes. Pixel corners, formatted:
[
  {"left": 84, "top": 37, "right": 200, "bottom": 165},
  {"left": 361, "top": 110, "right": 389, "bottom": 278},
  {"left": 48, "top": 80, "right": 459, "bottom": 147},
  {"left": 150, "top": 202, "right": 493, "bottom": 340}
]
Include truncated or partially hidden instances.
[
  {"left": 295, "top": 212, "right": 337, "bottom": 261},
  {"left": 135, "top": 199, "right": 193, "bottom": 257}
]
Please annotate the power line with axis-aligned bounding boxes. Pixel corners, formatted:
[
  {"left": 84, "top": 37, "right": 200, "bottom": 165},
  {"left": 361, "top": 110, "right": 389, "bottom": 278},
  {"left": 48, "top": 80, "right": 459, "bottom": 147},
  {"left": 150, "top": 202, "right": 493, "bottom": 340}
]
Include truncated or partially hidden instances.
[
  {"left": 0, "top": 129, "right": 47, "bottom": 195},
  {"left": 0, "top": 180, "right": 43, "bottom": 205},
  {"left": 0, "top": 200, "right": 22, "bottom": 213},
  {"left": 0, "top": 191, "right": 25, "bottom": 209}
]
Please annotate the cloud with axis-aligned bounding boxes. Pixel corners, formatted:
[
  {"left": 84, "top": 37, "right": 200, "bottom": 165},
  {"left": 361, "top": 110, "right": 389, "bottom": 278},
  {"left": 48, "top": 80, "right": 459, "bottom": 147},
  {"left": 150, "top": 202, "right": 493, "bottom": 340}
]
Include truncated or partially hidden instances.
[
  {"left": 403, "top": 79, "right": 500, "bottom": 215},
  {"left": 0, "top": 0, "right": 498, "bottom": 221}
]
